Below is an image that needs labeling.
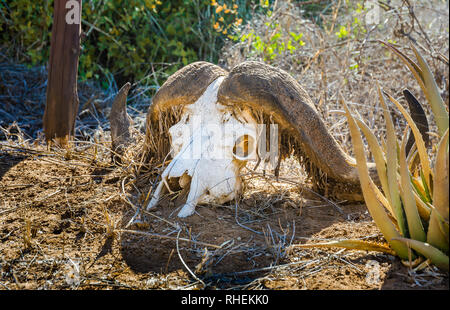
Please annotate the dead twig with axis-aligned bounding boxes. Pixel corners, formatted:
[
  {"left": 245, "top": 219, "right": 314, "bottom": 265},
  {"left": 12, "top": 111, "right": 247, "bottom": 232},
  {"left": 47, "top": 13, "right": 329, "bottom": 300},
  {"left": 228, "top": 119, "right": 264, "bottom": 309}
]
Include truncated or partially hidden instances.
[{"left": 175, "top": 229, "right": 206, "bottom": 287}]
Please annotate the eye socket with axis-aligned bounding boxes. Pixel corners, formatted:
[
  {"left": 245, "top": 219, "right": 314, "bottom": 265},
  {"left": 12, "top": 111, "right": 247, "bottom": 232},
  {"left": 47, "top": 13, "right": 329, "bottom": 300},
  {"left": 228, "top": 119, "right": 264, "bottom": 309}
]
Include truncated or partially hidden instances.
[{"left": 233, "top": 134, "right": 256, "bottom": 161}]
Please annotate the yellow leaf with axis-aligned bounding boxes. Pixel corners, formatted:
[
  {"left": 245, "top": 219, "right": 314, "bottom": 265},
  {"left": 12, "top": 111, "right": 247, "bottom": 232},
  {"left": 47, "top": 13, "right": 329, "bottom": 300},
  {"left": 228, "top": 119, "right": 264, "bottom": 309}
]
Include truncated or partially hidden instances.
[
  {"left": 291, "top": 239, "right": 396, "bottom": 255},
  {"left": 399, "top": 126, "right": 426, "bottom": 242}
]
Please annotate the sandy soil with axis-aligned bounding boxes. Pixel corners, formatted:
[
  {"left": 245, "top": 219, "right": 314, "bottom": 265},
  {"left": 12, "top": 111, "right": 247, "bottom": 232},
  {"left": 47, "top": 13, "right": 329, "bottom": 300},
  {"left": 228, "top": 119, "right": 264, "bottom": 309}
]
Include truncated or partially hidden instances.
[{"left": 0, "top": 148, "right": 448, "bottom": 290}]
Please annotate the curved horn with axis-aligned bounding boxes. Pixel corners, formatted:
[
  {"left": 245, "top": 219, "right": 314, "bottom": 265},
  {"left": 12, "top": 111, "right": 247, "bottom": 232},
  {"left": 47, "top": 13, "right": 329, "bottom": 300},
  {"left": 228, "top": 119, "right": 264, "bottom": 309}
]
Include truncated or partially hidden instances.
[
  {"left": 217, "top": 61, "right": 368, "bottom": 188},
  {"left": 149, "top": 61, "right": 228, "bottom": 117},
  {"left": 144, "top": 61, "right": 228, "bottom": 160}
]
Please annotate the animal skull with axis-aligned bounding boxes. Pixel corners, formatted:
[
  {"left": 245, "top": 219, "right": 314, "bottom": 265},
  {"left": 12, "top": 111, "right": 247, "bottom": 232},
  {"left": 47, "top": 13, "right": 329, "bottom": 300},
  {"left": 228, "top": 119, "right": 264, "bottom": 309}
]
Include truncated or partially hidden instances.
[
  {"left": 146, "top": 76, "right": 262, "bottom": 217},
  {"left": 110, "top": 61, "right": 394, "bottom": 224}
]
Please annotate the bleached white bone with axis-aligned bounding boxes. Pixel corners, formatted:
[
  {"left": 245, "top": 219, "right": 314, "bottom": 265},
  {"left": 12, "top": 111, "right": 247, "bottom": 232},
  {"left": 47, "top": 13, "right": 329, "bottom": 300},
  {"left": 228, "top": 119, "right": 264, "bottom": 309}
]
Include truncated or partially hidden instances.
[{"left": 144, "top": 76, "right": 257, "bottom": 218}]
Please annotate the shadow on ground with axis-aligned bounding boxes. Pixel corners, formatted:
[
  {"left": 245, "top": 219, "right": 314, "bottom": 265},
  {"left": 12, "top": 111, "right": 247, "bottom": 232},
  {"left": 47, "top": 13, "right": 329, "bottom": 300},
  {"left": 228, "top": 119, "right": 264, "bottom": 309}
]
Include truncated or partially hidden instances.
[{"left": 118, "top": 186, "right": 361, "bottom": 287}]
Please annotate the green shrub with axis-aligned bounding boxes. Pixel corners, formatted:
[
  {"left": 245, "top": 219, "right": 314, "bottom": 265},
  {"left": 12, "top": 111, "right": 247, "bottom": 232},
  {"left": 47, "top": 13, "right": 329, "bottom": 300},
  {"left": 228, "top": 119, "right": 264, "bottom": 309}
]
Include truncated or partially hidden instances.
[
  {"left": 0, "top": 1, "right": 53, "bottom": 65},
  {"left": 0, "top": 0, "right": 263, "bottom": 86}
]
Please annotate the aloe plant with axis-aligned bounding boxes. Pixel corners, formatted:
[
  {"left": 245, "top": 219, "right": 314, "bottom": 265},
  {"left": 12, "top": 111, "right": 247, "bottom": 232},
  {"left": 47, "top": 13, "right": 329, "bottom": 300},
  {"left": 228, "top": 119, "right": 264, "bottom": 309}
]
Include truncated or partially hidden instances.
[{"left": 293, "top": 42, "right": 449, "bottom": 271}]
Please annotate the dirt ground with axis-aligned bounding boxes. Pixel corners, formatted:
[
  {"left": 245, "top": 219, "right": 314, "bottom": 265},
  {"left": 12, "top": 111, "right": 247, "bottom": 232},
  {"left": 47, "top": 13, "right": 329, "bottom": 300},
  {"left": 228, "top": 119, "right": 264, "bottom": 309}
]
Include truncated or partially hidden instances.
[{"left": 0, "top": 145, "right": 448, "bottom": 291}]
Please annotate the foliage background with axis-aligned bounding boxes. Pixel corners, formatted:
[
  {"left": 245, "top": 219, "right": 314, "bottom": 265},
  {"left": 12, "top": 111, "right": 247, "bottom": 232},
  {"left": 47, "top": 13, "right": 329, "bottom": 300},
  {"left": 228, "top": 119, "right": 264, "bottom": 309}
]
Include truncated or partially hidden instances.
[
  {"left": 1, "top": 0, "right": 447, "bottom": 144},
  {"left": 0, "top": 0, "right": 271, "bottom": 87}
]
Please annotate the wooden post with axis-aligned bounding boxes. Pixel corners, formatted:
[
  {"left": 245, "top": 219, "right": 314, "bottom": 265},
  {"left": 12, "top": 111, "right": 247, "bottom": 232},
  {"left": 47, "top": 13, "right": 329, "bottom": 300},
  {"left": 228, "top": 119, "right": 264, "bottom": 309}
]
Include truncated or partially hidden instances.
[{"left": 43, "top": 0, "right": 82, "bottom": 147}]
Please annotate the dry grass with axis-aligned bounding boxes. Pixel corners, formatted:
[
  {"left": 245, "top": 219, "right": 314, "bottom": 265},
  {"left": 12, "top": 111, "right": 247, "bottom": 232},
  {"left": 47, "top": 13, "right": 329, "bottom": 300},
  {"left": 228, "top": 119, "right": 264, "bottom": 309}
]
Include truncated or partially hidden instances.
[
  {"left": 220, "top": 0, "right": 449, "bottom": 155},
  {"left": 1, "top": 128, "right": 447, "bottom": 289}
]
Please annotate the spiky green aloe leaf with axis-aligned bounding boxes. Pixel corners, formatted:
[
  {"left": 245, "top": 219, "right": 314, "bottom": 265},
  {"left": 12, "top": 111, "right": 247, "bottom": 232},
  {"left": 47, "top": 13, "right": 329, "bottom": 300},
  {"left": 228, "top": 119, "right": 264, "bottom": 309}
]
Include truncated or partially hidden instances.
[
  {"left": 351, "top": 113, "right": 396, "bottom": 218},
  {"left": 427, "top": 208, "right": 449, "bottom": 249},
  {"left": 399, "top": 127, "right": 426, "bottom": 242},
  {"left": 412, "top": 190, "right": 431, "bottom": 221},
  {"left": 393, "top": 237, "right": 449, "bottom": 271},
  {"left": 342, "top": 97, "right": 410, "bottom": 259},
  {"left": 427, "top": 210, "right": 449, "bottom": 255},
  {"left": 432, "top": 129, "right": 449, "bottom": 222},
  {"left": 369, "top": 176, "right": 396, "bottom": 220},
  {"left": 410, "top": 45, "right": 449, "bottom": 137},
  {"left": 411, "top": 175, "right": 428, "bottom": 202},
  {"left": 420, "top": 170, "right": 433, "bottom": 202},
  {"left": 354, "top": 116, "right": 390, "bottom": 203},
  {"left": 377, "top": 85, "right": 407, "bottom": 237},
  {"left": 427, "top": 129, "right": 449, "bottom": 254},
  {"left": 382, "top": 41, "right": 448, "bottom": 137}
]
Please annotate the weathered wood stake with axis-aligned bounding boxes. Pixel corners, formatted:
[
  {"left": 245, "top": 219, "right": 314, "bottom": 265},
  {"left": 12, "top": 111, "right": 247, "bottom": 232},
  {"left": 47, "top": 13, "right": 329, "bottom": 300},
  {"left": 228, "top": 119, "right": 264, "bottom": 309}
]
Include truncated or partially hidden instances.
[{"left": 43, "top": 0, "right": 82, "bottom": 147}]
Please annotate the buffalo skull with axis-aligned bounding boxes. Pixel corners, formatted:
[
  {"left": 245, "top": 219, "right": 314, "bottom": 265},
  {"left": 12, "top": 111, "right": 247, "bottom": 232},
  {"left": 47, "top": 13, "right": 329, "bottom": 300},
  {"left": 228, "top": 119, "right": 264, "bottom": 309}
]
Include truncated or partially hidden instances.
[{"left": 111, "top": 61, "right": 388, "bottom": 223}]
